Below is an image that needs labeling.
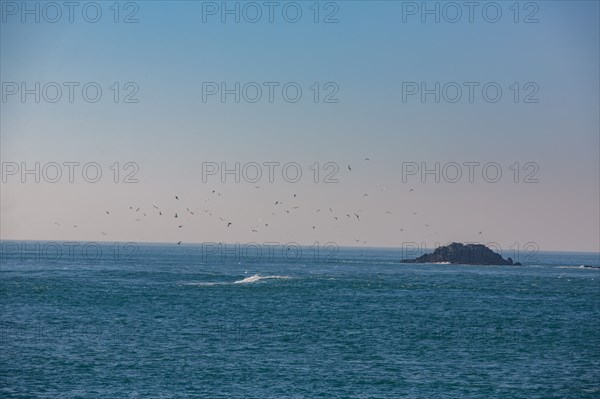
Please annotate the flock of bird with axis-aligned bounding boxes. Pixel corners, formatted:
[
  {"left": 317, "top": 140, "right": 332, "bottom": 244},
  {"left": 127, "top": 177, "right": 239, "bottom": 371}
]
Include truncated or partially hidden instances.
[{"left": 53, "top": 158, "right": 484, "bottom": 244}]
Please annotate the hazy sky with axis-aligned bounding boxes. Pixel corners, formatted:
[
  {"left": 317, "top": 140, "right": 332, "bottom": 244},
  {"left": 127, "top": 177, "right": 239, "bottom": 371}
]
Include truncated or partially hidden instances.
[{"left": 1, "top": 1, "right": 599, "bottom": 252}]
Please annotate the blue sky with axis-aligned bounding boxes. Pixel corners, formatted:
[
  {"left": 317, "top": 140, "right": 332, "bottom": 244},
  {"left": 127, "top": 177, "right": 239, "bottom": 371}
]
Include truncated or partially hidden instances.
[{"left": 1, "top": 1, "right": 599, "bottom": 252}]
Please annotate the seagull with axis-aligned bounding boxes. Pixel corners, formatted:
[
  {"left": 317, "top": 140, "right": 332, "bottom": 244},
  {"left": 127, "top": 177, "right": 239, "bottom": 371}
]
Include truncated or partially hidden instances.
[
  {"left": 478, "top": 231, "right": 483, "bottom": 235},
  {"left": 178, "top": 225, "right": 183, "bottom": 228},
  {"left": 365, "top": 158, "right": 370, "bottom": 161},
  {"left": 329, "top": 208, "right": 333, "bottom": 212},
  {"left": 153, "top": 205, "right": 159, "bottom": 209},
  {"left": 73, "top": 225, "right": 78, "bottom": 228},
  {"left": 363, "top": 194, "right": 368, "bottom": 197},
  {"left": 312, "top": 226, "right": 316, "bottom": 229},
  {"left": 101, "top": 232, "right": 107, "bottom": 236},
  {"left": 175, "top": 213, "right": 178, "bottom": 218},
  {"left": 347, "top": 165, "right": 352, "bottom": 171},
  {"left": 54, "top": 222, "right": 61, "bottom": 226},
  {"left": 177, "top": 241, "right": 182, "bottom": 245},
  {"left": 254, "top": 186, "right": 260, "bottom": 189},
  {"left": 316, "top": 209, "right": 321, "bottom": 213},
  {"left": 400, "top": 228, "right": 404, "bottom": 232},
  {"left": 346, "top": 214, "right": 350, "bottom": 218},
  {"left": 159, "top": 211, "right": 162, "bottom": 216},
  {"left": 275, "top": 201, "right": 282, "bottom": 205},
  {"left": 412, "top": 211, "right": 417, "bottom": 215},
  {"left": 252, "top": 229, "right": 258, "bottom": 233},
  {"left": 175, "top": 196, "right": 179, "bottom": 200},
  {"left": 334, "top": 216, "right": 338, "bottom": 220},
  {"left": 385, "top": 211, "right": 392, "bottom": 214},
  {"left": 187, "top": 208, "right": 194, "bottom": 215},
  {"left": 293, "top": 194, "right": 297, "bottom": 198},
  {"left": 354, "top": 213, "right": 360, "bottom": 221},
  {"left": 105, "top": 211, "right": 110, "bottom": 215},
  {"left": 409, "top": 188, "right": 414, "bottom": 192},
  {"left": 227, "top": 222, "right": 232, "bottom": 227}
]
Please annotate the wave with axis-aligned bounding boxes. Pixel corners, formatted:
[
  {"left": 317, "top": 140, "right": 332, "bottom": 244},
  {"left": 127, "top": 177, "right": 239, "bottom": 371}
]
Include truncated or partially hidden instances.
[
  {"left": 183, "top": 274, "right": 291, "bottom": 286},
  {"left": 556, "top": 265, "right": 600, "bottom": 270},
  {"left": 233, "top": 274, "right": 290, "bottom": 284}
]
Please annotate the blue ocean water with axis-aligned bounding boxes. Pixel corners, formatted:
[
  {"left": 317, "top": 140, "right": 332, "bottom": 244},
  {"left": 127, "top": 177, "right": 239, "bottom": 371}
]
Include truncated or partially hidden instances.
[{"left": 1, "top": 242, "right": 599, "bottom": 398}]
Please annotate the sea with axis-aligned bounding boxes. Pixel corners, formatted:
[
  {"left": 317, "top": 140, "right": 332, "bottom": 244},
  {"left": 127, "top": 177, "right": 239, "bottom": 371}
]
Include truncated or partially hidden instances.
[{"left": 1, "top": 241, "right": 599, "bottom": 398}]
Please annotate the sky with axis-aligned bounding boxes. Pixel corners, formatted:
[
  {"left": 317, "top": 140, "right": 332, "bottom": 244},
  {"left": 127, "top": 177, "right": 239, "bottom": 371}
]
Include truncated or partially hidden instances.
[{"left": 1, "top": 1, "right": 599, "bottom": 252}]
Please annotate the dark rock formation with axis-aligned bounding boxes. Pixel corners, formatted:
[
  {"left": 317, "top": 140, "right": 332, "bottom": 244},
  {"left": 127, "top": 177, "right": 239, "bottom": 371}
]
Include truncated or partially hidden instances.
[{"left": 401, "top": 242, "right": 522, "bottom": 266}]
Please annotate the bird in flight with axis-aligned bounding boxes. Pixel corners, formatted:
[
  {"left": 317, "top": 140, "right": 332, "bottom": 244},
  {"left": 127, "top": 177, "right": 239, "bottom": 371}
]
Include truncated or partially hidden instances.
[
  {"left": 105, "top": 211, "right": 110, "bottom": 215},
  {"left": 178, "top": 225, "right": 183, "bottom": 228},
  {"left": 175, "top": 213, "right": 178, "bottom": 218},
  {"left": 177, "top": 241, "right": 182, "bottom": 245},
  {"left": 365, "top": 157, "right": 370, "bottom": 161},
  {"left": 187, "top": 208, "right": 194, "bottom": 215},
  {"left": 354, "top": 213, "right": 360, "bottom": 221},
  {"left": 227, "top": 222, "right": 232, "bottom": 227},
  {"left": 347, "top": 165, "right": 352, "bottom": 171},
  {"left": 175, "top": 196, "right": 179, "bottom": 200}
]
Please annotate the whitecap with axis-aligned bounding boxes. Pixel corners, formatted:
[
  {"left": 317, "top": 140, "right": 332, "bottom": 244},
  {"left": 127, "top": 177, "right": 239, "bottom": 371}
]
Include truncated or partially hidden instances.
[{"left": 233, "top": 274, "right": 290, "bottom": 284}]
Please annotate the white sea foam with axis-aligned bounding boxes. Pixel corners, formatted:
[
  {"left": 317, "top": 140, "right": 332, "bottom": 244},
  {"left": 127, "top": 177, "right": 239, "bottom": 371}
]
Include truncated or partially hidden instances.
[
  {"left": 183, "top": 274, "right": 290, "bottom": 286},
  {"left": 233, "top": 274, "right": 290, "bottom": 284}
]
